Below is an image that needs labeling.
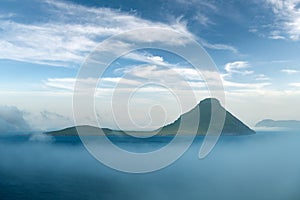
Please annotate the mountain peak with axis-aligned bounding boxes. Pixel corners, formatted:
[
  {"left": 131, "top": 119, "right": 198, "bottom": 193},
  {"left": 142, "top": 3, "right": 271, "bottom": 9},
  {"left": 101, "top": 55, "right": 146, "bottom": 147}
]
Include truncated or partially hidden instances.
[
  {"left": 161, "top": 97, "right": 255, "bottom": 135},
  {"left": 200, "top": 98, "right": 220, "bottom": 104},
  {"left": 198, "top": 98, "right": 222, "bottom": 109}
]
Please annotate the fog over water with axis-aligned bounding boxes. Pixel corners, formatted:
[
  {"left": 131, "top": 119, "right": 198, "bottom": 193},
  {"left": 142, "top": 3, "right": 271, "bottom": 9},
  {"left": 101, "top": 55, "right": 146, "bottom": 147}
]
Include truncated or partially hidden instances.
[{"left": 0, "top": 132, "right": 300, "bottom": 200}]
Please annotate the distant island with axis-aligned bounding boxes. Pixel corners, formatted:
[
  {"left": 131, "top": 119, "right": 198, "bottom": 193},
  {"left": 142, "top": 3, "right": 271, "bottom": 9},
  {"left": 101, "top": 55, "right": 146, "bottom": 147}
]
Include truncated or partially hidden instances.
[
  {"left": 46, "top": 98, "right": 255, "bottom": 136},
  {"left": 256, "top": 119, "right": 300, "bottom": 129}
]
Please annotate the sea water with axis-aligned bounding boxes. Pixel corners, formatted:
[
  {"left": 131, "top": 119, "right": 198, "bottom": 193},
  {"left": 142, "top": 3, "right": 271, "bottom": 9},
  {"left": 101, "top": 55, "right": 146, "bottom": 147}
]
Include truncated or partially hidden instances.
[{"left": 0, "top": 131, "right": 300, "bottom": 200}]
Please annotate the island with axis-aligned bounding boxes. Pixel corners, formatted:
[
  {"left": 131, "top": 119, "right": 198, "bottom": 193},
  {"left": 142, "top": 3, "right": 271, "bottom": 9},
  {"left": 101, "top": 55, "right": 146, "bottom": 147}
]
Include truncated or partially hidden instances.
[
  {"left": 46, "top": 98, "right": 255, "bottom": 136},
  {"left": 256, "top": 119, "right": 300, "bottom": 129}
]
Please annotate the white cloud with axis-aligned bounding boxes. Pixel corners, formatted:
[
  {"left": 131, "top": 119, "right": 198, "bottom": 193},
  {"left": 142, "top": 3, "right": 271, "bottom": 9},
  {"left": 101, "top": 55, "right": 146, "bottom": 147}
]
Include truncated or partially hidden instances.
[
  {"left": 26, "top": 110, "right": 72, "bottom": 131},
  {"left": 44, "top": 78, "right": 76, "bottom": 90},
  {"left": 200, "top": 39, "right": 238, "bottom": 54},
  {"left": 221, "top": 61, "right": 271, "bottom": 92},
  {"left": 44, "top": 77, "right": 123, "bottom": 92},
  {"left": 113, "top": 51, "right": 206, "bottom": 83},
  {"left": 174, "top": 0, "right": 217, "bottom": 11},
  {"left": 43, "top": 65, "right": 208, "bottom": 94},
  {"left": 44, "top": 61, "right": 272, "bottom": 98},
  {"left": 269, "top": 31, "right": 286, "bottom": 40},
  {"left": 0, "top": 105, "right": 31, "bottom": 132},
  {"left": 265, "top": 0, "right": 300, "bottom": 41},
  {"left": 173, "top": 0, "right": 217, "bottom": 25},
  {"left": 225, "top": 61, "right": 248, "bottom": 71},
  {"left": 289, "top": 82, "right": 300, "bottom": 87},
  {"left": 149, "top": 56, "right": 164, "bottom": 63},
  {"left": 224, "top": 61, "right": 254, "bottom": 75},
  {"left": 255, "top": 74, "right": 271, "bottom": 81},
  {"left": 0, "top": 0, "right": 194, "bottom": 67},
  {"left": 0, "top": 0, "right": 241, "bottom": 67},
  {"left": 281, "top": 69, "right": 300, "bottom": 74},
  {"left": 123, "top": 52, "right": 170, "bottom": 67},
  {"left": 223, "top": 80, "right": 271, "bottom": 89},
  {"left": 193, "top": 13, "right": 214, "bottom": 26}
]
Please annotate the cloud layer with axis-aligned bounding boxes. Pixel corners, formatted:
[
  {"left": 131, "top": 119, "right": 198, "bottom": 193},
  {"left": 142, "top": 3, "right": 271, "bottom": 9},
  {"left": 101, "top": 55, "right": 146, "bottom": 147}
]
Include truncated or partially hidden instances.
[
  {"left": 0, "top": 0, "right": 194, "bottom": 67},
  {"left": 0, "top": 106, "right": 31, "bottom": 133},
  {"left": 265, "top": 0, "right": 300, "bottom": 40},
  {"left": 0, "top": 0, "right": 244, "bottom": 68}
]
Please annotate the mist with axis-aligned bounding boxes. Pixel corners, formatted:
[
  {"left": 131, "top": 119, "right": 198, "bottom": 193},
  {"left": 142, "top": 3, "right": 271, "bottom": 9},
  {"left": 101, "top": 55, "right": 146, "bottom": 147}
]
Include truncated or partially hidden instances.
[{"left": 1, "top": 132, "right": 300, "bottom": 200}]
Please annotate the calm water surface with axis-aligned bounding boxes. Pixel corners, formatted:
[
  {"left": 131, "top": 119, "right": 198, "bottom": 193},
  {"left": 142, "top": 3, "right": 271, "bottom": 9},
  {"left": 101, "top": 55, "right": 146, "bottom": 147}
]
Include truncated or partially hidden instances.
[{"left": 0, "top": 131, "right": 300, "bottom": 200}]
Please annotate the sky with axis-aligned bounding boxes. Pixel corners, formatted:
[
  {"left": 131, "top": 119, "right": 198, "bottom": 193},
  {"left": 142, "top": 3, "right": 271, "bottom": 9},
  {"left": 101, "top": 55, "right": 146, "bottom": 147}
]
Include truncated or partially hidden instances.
[{"left": 0, "top": 0, "right": 300, "bottom": 131}]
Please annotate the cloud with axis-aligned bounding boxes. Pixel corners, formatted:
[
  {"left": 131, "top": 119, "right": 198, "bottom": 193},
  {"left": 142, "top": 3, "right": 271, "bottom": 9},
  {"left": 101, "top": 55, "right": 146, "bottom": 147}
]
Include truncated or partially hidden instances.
[
  {"left": 0, "top": 0, "right": 241, "bottom": 67},
  {"left": 269, "top": 31, "right": 286, "bottom": 40},
  {"left": 264, "top": 0, "right": 300, "bottom": 41},
  {"left": 174, "top": 0, "right": 217, "bottom": 11},
  {"left": 222, "top": 80, "right": 271, "bottom": 90},
  {"left": 37, "top": 110, "right": 72, "bottom": 130},
  {"left": 123, "top": 52, "right": 171, "bottom": 67},
  {"left": 193, "top": 13, "right": 214, "bottom": 26},
  {"left": 43, "top": 78, "right": 76, "bottom": 90},
  {"left": 224, "top": 61, "right": 254, "bottom": 75},
  {"left": 20, "top": 109, "right": 74, "bottom": 131},
  {"left": 117, "top": 65, "right": 204, "bottom": 89},
  {"left": 199, "top": 39, "right": 239, "bottom": 54},
  {"left": 44, "top": 77, "right": 133, "bottom": 92},
  {"left": 0, "top": 105, "right": 31, "bottom": 133},
  {"left": 44, "top": 60, "right": 270, "bottom": 96},
  {"left": 281, "top": 69, "right": 300, "bottom": 74},
  {"left": 289, "top": 82, "right": 300, "bottom": 87},
  {"left": 0, "top": 0, "right": 194, "bottom": 67},
  {"left": 44, "top": 65, "right": 206, "bottom": 92},
  {"left": 0, "top": 13, "right": 15, "bottom": 19},
  {"left": 222, "top": 61, "right": 271, "bottom": 92},
  {"left": 40, "top": 110, "right": 70, "bottom": 121},
  {"left": 173, "top": 0, "right": 217, "bottom": 26},
  {"left": 255, "top": 74, "right": 271, "bottom": 81}
]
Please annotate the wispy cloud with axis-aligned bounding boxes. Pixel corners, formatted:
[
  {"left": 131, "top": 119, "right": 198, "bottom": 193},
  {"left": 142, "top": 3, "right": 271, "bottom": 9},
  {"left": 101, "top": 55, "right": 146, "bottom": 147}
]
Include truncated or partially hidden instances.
[
  {"left": 173, "top": 0, "right": 217, "bottom": 26},
  {"left": 264, "top": 0, "right": 300, "bottom": 41},
  {"left": 123, "top": 52, "right": 171, "bottom": 67},
  {"left": 40, "top": 110, "right": 69, "bottom": 121},
  {"left": 224, "top": 61, "right": 254, "bottom": 76},
  {"left": 0, "top": 105, "right": 31, "bottom": 132},
  {"left": 44, "top": 62, "right": 271, "bottom": 96},
  {"left": 0, "top": 0, "right": 241, "bottom": 67},
  {"left": 0, "top": 0, "right": 194, "bottom": 67},
  {"left": 44, "top": 78, "right": 76, "bottom": 90},
  {"left": 289, "top": 82, "right": 300, "bottom": 87},
  {"left": 199, "top": 39, "right": 239, "bottom": 54},
  {"left": 222, "top": 61, "right": 271, "bottom": 91},
  {"left": 222, "top": 80, "right": 271, "bottom": 90},
  {"left": 44, "top": 65, "right": 206, "bottom": 92},
  {"left": 255, "top": 74, "right": 271, "bottom": 81},
  {"left": 281, "top": 68, "right": 300, "bottom": 74},
  {"left": 0, "top": 13, "right": 15, "bottom": 19}
]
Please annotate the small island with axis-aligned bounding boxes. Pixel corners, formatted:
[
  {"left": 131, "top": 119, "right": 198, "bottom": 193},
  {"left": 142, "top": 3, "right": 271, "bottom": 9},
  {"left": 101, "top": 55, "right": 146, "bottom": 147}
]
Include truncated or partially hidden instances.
[{"left": 256, "top": 119, "right": 300, "bottom": 129}]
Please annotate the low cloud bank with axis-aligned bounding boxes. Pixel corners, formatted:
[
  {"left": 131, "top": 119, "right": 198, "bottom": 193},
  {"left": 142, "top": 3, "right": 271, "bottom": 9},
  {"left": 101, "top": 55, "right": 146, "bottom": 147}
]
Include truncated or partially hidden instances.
[{"left": 0, "top": 105, "right": 31, "bottom": 133}]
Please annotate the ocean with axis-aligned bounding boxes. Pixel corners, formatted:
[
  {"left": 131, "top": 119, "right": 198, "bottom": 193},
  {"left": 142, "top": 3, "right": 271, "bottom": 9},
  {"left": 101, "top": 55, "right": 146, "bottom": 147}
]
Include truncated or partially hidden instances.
[{"left": 0, "top": 131, "right": 300, "bottom": 200}]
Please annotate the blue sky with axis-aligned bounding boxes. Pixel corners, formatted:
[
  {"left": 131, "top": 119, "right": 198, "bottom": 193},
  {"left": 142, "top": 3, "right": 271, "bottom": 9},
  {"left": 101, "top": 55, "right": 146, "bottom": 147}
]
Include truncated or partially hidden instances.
[{"left": 0, "top": 0, "right": 300, "bottom": 131}]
